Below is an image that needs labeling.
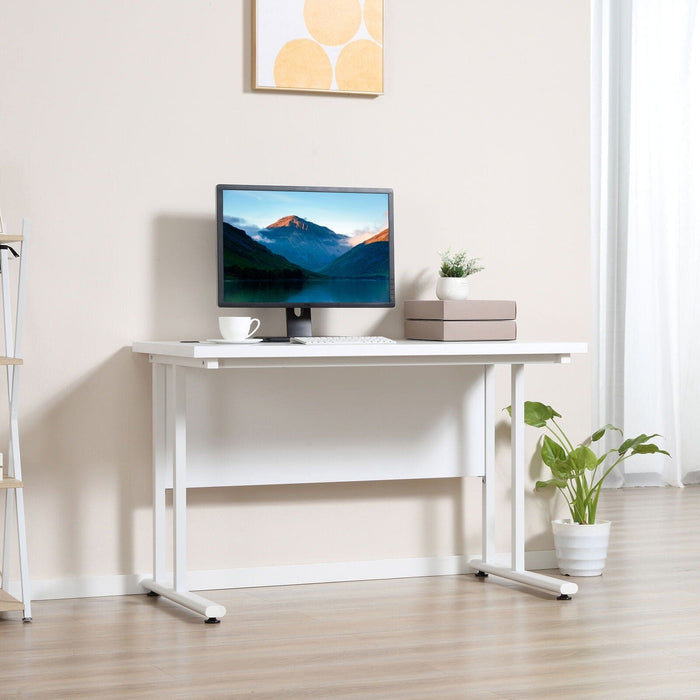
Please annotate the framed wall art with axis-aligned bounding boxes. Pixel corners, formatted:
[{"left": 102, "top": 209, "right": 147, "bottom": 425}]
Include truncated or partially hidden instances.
[{"left": 253, "top": 0, "right": 384, "bottom": 95}]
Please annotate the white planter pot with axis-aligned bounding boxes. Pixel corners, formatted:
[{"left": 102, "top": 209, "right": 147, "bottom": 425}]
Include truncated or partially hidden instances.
[
  {"left": 436, "top": 276, "right": 469, "bottom": 300},
  {"left": 552, "top": 519, "right": 611, "bottom": 577}
]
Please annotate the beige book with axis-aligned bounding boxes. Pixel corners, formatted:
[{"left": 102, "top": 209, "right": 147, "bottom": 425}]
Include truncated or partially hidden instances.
[
  {"left": 404, "top": 299, "right": 516, "bottom": 321},
  {"left": 405, "top": 319, "right": 517, "bottom": 341}
]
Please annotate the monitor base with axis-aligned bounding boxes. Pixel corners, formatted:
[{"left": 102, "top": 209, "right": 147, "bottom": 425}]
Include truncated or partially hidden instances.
[{"left": 286, "top": 307, "right": 312, "bottom": 337}]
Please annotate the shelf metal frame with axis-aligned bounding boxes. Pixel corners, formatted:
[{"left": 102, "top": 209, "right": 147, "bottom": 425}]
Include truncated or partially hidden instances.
[{"left": 0, "top": 220, "right": 31, "bottom": 621}]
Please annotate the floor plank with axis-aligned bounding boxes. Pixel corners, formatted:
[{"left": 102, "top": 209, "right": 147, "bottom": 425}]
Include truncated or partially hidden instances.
[{"left": 1, "top": 486, "right": 699, "bottom": 698}]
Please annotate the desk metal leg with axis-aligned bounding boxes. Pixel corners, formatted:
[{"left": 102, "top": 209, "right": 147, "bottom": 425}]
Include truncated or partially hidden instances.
[
  {"left": 474, "top": 364, "right": 495, "bottom": 580},
  {"left": 482, "top": 364, "right": 495, "bottom": 563},
  {"left": 141, "top": 362, "right": 226, "bottom": 621},
  {"left": 511, "top": 363, "right": 525, "bottom": 572},
  {"left": 152, "top": 363, "right": 166, "bottom": 585},
  {"left": 470, "top": 363, "right": 578, "bottom": 599},
  {"left": 172, "top": 365, "right": 188, "bottom": 594}
]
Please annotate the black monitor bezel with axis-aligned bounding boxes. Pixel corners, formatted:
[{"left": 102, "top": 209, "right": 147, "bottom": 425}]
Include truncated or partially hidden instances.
[{"left": 216, "top": 184, "right": 395, "bottom": 309}]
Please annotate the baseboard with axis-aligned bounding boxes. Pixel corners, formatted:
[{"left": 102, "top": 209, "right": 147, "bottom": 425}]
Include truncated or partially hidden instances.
[
  {"left": 7, "top": 573, "right": 146, "bottom": 601},
  {"left": 7, "top": 550, "right": 558, "bottom": 601}
]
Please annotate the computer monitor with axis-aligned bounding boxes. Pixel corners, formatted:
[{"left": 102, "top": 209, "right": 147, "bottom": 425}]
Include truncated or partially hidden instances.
[{"left": 217, "top": 184, "right": 395, "bottom": 337}]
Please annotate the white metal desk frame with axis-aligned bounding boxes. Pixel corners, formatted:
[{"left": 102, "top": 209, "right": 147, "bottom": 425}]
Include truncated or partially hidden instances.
[{"left": 134, "top": 340, "right": 586, "bottom": 622}]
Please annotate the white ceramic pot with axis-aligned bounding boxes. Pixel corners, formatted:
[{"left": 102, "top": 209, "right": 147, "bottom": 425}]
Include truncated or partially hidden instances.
[
  {"left": 436, "top": 276, "right": 469, "bottom": 300},
  {"left": 552, "top": 519, "right": 611, "bottom": 577}
]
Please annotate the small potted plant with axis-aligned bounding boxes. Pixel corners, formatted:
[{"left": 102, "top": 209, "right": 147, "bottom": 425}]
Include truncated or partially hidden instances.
[
  {"left": 509, "top": 401, "right": 669, "bottom": 576},
  {"left": 436, "top": 249, "right": 484, "bottom": 300}
]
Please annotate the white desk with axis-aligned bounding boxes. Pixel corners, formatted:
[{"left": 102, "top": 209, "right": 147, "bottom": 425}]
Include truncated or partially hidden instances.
[{"left": 132, "top": 339, "right": 586, "bottom": 621}]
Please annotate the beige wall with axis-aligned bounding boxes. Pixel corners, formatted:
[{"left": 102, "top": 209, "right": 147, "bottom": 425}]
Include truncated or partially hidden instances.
[{"left": 0, "top": 0, "right": 590, "bottom": 590}]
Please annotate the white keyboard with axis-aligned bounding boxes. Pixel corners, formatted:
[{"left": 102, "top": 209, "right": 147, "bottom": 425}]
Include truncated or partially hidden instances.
[{"left": 291, "top": 336, "right": 396, "bottom": 345}]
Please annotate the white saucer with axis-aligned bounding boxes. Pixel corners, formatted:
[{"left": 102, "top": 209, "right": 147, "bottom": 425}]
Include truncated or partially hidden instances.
[{"left": 206, "top": 338, "right": 263, "bottom": 344}]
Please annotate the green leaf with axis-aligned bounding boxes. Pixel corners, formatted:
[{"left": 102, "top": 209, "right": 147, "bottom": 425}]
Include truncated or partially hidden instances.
[
  {"left": 618, "top": 433, "right": 661, "bottom": 455},
  {"left": 505, "top": 401, "right": 561, "bottom": 427},
  {"left": 568, "top": 445, "right": 598, "bottom": 472},
  {"left": 535, "top": 478, "right": 567, "bottom": 490},
  {"left": 550, "top": 461, "right": 571, "bottom": 481},
  {"left": 525, "top": 401, "right": 561, "bottom": 427},
  {"left": 505, "top": 401, "right": 562, "bottom": 427},
  {"left": 591, "top": 424, "right": 622, "bottom": 442},
  {"left": 631, "top": 444, "right": 670, "bottom": 456},
  {"left": 541, "top": 435, "right": 566, "bottom": 468}
]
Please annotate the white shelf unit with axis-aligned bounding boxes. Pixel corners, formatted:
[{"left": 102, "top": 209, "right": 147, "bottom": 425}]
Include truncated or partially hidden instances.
[{"left": 0, "top": 222, "right": 31, "bottom": 621}]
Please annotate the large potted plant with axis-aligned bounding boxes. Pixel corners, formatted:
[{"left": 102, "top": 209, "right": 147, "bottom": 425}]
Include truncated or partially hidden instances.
[
  {"left": 512, "top": 401, "right": 669, "bottom": 576},
  {"left": 436, "top": 249, "right": 484, "bottom": 300}
]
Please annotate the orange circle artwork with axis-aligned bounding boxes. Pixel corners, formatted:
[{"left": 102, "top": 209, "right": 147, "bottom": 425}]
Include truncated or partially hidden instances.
[
  {"left": 335, "top": 40, "right": 383, "bottom": 93},
  {"left": 363, "top": 0, "right": 383, "bottom": 44},
  {"left": 273, "top": 39, "right": 333, "bottom": 90},
  {"left": 303, "top": 0, "right": 362, "bottom": 46}
]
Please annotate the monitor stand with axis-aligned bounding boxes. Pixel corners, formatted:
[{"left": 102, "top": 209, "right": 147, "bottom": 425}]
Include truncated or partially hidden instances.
[
  {"left": 286, "top": 307, "right": 312, "bottom": 338},
  {"left": 262, "top": 308, "right": 312, "bottom": 342}
]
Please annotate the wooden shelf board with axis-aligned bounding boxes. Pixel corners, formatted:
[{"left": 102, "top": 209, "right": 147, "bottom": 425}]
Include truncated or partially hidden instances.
[
  {"left": 0, "top": 590, "right": 24, "bottom": 612},
  {"left": 0, "top": 478, "right": 23, "bottom": 489},
  {"left": 0, "top": 356, "right": 22, "bottom": 365},
  {"left": 0, "top": 234, "right": 23, "bottom": 243}
]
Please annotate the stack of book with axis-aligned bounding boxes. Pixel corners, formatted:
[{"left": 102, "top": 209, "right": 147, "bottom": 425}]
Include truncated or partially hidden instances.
[{"left": 404, "top": 299, "right": 517, "bottom": 341}]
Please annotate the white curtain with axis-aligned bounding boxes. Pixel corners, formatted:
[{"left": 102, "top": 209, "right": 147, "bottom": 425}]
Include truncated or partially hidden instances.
[{"left": 593, "top": 0, "right": 700, "bottom": 486}]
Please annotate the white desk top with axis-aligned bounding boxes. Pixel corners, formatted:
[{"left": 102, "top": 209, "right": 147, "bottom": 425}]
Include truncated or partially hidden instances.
[{"left": 133, "top": 340, "right": 587, "bottom": 368}]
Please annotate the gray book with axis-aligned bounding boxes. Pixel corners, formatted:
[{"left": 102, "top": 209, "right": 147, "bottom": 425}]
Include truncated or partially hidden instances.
[
  {"left": 405, "top": 319, "right": 517, "bottom": 341},
  {"left": 404, "top": 299, "right": 516, "bottom": 321}
]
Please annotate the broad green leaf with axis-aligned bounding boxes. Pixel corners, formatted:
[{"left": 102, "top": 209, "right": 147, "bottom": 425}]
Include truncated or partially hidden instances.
[
  {"left": 518, "top": 401, "right": 559, "bottom": 427},
  {"left": 618, "top": 438, "right": 634, "bottom": 454},
  {"left": 524, "top": 401, "right": 561, "bottom": 427},
  {"left": 591, "top": 424, "right": 622, "bottom": 442},
  {"left": 505, "top": 401, "right": 562, "bottom": 427},
  {"left": 631, "top": 444, "right": 670, "bottom": 456},
  {"left": 541, "top": 435, "right": 566, "bottom": 468},
  {"left": 536, "top": 478, "right": 567, "bottom": 490},
  {"left": 618, "top": 433, "right": 661, "bottom": 455},
  {"left": 567, "top": 445, "right": 598, "bottom": 472},
  {"left": 549, "top": 460, "right": 570, "bottom": 481}
]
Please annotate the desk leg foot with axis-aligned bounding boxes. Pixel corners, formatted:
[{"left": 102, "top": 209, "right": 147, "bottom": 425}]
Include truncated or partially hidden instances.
[
  {"left": 205, "top": 617, "right": 221, "bottom": 624},
  {"left": 475, "top": 571, "right": 489, "bottom": 578},
  {"left": 557, "top": 594, "right": 572, "bottom": 601},
  {"left": 140, "top": 578, "right": 227, "bottom": 620},
  {"left": 468, "top": 559, "right": 578, "bottom": 598},
  {"left": 22, "top": 617, "right": 32, "bottom": 623},
  {"left": 146, "top": 590, "right": 160, "bottom": 597}
]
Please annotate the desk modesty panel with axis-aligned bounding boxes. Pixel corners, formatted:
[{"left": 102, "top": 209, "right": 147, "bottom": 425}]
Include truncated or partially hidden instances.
[{"left": 133, "top": 341, "right": 586, "bottom": 488}]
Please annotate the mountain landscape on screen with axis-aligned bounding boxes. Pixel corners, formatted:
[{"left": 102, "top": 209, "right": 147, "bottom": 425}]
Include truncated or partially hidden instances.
[
  {"left": 220, "top": 222, "right": 316, "bottom": 280},
  {"left": 320, "top": 228, "right": 389, "bottom": 277},
  {"left": 258, "top": 215, "right": 351, "bottom": 271},
  {"left": 221, "top": 215, "right": 390, "bottom": 282}
]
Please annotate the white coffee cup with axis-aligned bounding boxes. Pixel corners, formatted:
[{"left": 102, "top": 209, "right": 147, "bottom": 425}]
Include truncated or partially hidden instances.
[{"left": 219, "top": 316, "right": 261, "bottom": 341}]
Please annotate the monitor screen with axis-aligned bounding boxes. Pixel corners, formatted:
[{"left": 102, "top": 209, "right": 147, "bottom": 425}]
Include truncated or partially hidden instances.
[{"left": 217, "top": 185, "right": 395, "bottom": 308}]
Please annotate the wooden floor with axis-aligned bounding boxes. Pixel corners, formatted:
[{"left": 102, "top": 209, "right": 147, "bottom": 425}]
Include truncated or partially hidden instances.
[{"left": 1, "top": 487, "right": 699, "bottom": 699}]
